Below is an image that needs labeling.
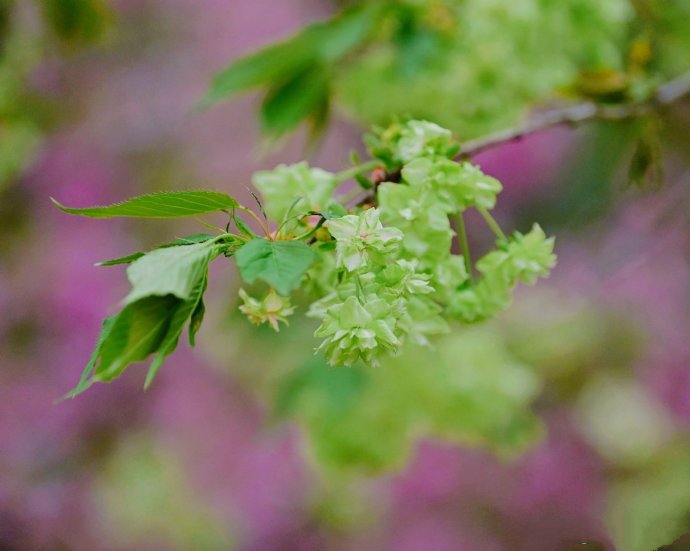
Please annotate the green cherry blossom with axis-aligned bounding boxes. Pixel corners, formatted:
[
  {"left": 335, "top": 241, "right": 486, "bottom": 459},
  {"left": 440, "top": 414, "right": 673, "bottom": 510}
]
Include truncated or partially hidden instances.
[
  {"left": 239, "top": 288, "right": 296, "bottom": 331},
  {"left": 314, "top": 295, "right": 401, "bottom": 366},
  {"left": 253, "top": 161, "right": 336, "bottom": 222},
  {"left": 326, "top": 208, "right": 403, "bottom": 272}
]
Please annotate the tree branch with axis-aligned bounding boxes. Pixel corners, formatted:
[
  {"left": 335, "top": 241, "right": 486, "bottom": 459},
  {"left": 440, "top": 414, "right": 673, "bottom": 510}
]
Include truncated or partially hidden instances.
[{"left": 456, "top": 70, "right": 690, "bottom": 159}]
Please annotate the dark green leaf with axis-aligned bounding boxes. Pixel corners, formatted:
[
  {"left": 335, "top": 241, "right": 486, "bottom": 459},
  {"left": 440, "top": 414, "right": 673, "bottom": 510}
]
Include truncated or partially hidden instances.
[
  {"left": 202, "top": 6, "right": 378, "bottom": 106},
  {"left": 260, "top": 66, "right": 330, "bottom": 136},
  {"left": 95, "top": 295, "right": 181, "bottom": 382},
  {"left": 42, "top": 0, "right": 111, "bottom": 47},
  {"left": 144, "top": 275, "right": 208, "bottom": 389},
  {"left": 51, "top": 191, "right": 238, "bottom": 218},
  {"left": 202, "top": 40, "right": 314, "bottom": 106},
  {"left": 125, "top": 240, "right": 222, "bottom": 304},
  {"left": 64, "top": 316, "right": 116, "bottom": 398},
  {"left": 235, "top": 238, "right": 316, "bottom": 295},
  {"left": 189, "top": 289, "right": 207, "bottom": 348}
]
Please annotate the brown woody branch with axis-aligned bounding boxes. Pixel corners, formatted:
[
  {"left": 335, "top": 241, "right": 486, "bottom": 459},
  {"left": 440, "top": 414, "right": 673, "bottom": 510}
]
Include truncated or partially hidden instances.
[{"left": 455, "top": 70, "right": 690, "bottom": 159}]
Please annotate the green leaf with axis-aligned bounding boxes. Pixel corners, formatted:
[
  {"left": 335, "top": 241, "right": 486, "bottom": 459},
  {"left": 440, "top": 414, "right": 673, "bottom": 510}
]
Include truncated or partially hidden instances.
[
  {"left": 97, "top": 252, "right": 146, "bottom": 267},
  {"left": 95, "top": 295, "right": 181, "bottom": 382},
  {"left": 163, "top": 233, "right": 218, "bottom": 246},
  {"left": 235, "top": 238, "right": 316, "bottom": 295},
  {"left": 51, "top": 191, "right": 238, "bottom": 219},
  {"left": 202, "top": 40, "right": 314, "bottom": 106},
  {"left": 64, "top": 316, "right": 116, "bottom": 398},
  {"left": 97, "top": 234, "right": 218, "bottom": 267},
  {"left": 189, "top": 294, "right": 206, "bottom": 348},
  {"left": 125, "top": 240, "right": 222, "bottom": 304},
  {"left": 144, "top": 275, "right": 208, "bottom": 389},
  {"left": 260, "top": 66, "right": 330, "bottom": 136},
  {"left": 42, "top": 0, "right": 112, "bottom": 47},
  {"left": 202, "top": 6, "right": 378, "bottom": 106}
]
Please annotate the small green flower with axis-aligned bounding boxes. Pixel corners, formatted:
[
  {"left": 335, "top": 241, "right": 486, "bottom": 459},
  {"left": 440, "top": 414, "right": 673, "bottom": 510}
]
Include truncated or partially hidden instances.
[
  {"left": 253, "top": 161, "right": 336, "bottom": 222},
  {"left": 402, "top": 157, "right": 503, "bottom": 211},
  {"left": 377, "top": 183, "right": 454, "bottom": 262},
  {"left": 326, "top": 208, "right": 403, "bottom": 271},
  {"left": 378, "top": 259, "right": 435, "bottom": 296},
  {"left": 367, "top": 119, "right": 458, "bottom": 166},
  {"left": 314, "top": 295, "right": 400, "bottom": 366},
  {"left": 239, "top": 289, "right": 295, "bottom": 331},
  {"left": 477, "top": 224, "right": 556, "bottom": 285}
]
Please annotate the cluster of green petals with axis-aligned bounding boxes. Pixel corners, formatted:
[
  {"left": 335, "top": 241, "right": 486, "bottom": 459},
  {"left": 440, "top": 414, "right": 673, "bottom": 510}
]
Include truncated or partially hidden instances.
[
  {"left": 448, "top": 224, "right": 557, "bottom": 322},
  {"left": 326, "top": 208, "right": 403, "bottom": 271},
  {"left": 239, "top": 288, "right": 295, "bottom": 331},
  {"left": 240, "top": 119, "right": 556, "bottom": 367},
  {"left": 252, "top": 161, "right": 336, "bottom": 222},
  {"left": 367, "top": 119, "right": 459, "bottom": 166}
]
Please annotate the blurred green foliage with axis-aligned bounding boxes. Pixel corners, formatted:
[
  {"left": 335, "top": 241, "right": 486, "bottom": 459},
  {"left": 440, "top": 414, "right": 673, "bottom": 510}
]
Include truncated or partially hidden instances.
[
  {"left": 0, "top": 0, "right": 111, "bottom": 192},
  {"left": 206, "top": 0, "right": 690, "bottom": 140},
  {"left": 96, "top": 434, "right": 235, "bottom": 550}
]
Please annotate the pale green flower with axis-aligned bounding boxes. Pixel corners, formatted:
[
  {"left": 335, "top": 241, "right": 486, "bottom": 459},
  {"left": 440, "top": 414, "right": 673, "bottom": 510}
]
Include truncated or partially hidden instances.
[
  {"left": 476, "top": 224, "right": 556, "bottom": 285},
  {"left": 253, "top": 161, "right": 335, "bottom": 222},
  {"left": 239, "top": 289, "right": 295, "bottom": 331},
  {"left": 394, "top": 120, "right": 455, "bottom": 163},
  {"left": 326, "top": 208, "right": 403, "bottom": 271},
  {"left": 314, "top": 295, "right": 400, "bottom": 366},
  {"left": 377, "top": 183, "right": 454, "bottom": 261},
  {"left": 367, "top": 119, "right": 458, "bottom": 166},
  {"left": 402, "top": 157, "right": 503, "bottom": 211},
  {"left": 378, "top": 259, "right": 435, "bottom": 296}
]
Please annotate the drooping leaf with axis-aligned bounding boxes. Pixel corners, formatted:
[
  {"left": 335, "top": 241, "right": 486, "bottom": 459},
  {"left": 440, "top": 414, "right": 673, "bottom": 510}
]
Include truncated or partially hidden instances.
[
  {"left": 125, "top": 240, "right": 222, "bottom": 304},
  {"left": 202, "top": 6, "right": 378, "bottom": 106},
  {"left": 97, "top": 233, "right": 219, "bottom": 267},
  {"left": 260, "top": 66, "right": 330, "bottom": 137},
  {"left": 95, "top": 295, "right": 181, "bottom": 382},
  {"left": 51, "top": 191, "right": 238, "bottom": 219},
  {"left": 97, "top": 252, "right": 146, "bottom": 267},
  {"left": 235, "top": 238, "right": 316, "bottom": 295},
  {"left": 189, "top": 285, "right": 207, "bottom": 348},
  {"left": 64, "top": 316, "right": 116, "bottom": 398},
  {"left": 144, "top": 275, "right": 208, "bottom": 389}
]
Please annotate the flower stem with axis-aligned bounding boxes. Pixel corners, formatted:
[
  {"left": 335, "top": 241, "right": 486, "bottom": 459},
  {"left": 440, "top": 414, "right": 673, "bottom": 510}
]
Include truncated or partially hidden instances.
[
  {"left": 334, "top": 160, "right": 381, "bottom": 185},
  {"left": 456, "top": 212, "right": 473, "bottom": 282},
  {"left": 477, "top": 207, "right": 507, "bottom": 243}
]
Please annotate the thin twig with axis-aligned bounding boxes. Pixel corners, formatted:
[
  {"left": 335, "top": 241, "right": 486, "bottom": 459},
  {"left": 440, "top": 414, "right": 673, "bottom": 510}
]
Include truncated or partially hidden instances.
[{"left": 456, "top": 70, "right": 690, "bottom": 159}]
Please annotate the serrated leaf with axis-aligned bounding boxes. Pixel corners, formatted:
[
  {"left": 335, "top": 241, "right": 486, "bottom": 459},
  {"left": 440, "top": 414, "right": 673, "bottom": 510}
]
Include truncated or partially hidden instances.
[
  {"left": 97, "top": 252, "right": 146, "bottom": 267},
  {"left": 95, "top": 295, "right": 181, "bottom": 382},
  {"left": 144, "top": 275, "right": 208, "bottom": 389},
  {"left": 260, "top": 67, "right": 330, "bottom": 136},
  {"left": 97, "top": 233, "right": 218, "bottom": 267},
  {"left": 125, "top": 240, "right": 221, "bottom": 304},
  {"left": 235, "top": 238, "right": 316, "bottom": 295},
  {"left": 51, "top": 191, "right": 238, "bottom": 219}
]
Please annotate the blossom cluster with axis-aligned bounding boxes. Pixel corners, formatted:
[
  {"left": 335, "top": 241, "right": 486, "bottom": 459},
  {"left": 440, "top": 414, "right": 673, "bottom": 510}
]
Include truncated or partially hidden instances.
[{"left": 239, "top": 120, "right": 557, "bottom": 368}]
